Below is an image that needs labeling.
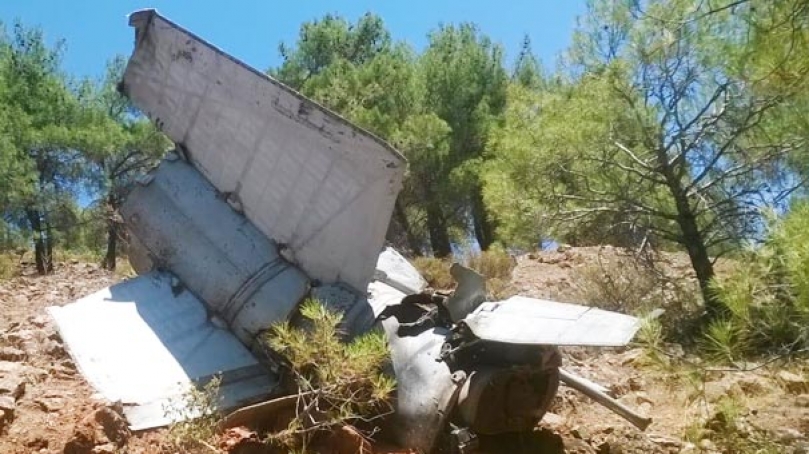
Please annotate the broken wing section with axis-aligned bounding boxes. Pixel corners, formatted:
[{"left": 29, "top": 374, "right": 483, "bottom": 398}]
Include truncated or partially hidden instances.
[
  {"left": 121, "top": 9, "right": 406, "bottom": 293},
  {"left": 48, "top": 272, "right": 277, "bottom": 431},
  {"left": 461, "top": 296, "right": 642, "bottom": 347}
]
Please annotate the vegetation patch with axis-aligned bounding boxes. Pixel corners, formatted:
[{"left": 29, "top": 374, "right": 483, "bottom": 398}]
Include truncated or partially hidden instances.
[{"left": 262, "top": 299, "right": 395, "bottom": 451}]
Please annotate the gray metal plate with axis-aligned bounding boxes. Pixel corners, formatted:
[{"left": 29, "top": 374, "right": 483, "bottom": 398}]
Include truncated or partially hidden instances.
[
  {"left": 48, "top": 272, "right": 278, "bottom": 430},
  {"left": 463, "top": 296, "right": 641, "bottom": 347},
  {"left": 122, "top": 9, "right": 405, "bottom": 293}
]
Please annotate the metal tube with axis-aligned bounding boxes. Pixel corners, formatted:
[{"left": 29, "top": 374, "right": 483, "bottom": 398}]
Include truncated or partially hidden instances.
[{"left": 559, "top": 368, "right": 652, "bottom": 431}]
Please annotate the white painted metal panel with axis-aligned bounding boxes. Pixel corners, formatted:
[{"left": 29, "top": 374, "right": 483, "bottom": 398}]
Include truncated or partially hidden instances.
[
  {"left": 463, "top": 296, "right": 641, "bottom": 347},
  {"left": 122, "top": 9, "right": 406, "bottom": 293},
  {"left": 373, "top": 247, "right": 428, "bottom": 295},
  {"left": 48, "top": 272, "right": 277, "bottom": 430},
  {"left": 121, "top": 156, "right": 309, "bottom": 347}
]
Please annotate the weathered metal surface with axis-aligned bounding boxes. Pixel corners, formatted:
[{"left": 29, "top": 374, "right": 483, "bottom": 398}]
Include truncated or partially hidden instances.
[
  {"left": 121, "top": 154, "right": 309, "bottom": 347},
  {"left": 48, "top": 272, "right": 277, "bottom": 431},
  {"left": 456, "top": 366, "right": 560, "bottom": 435},
  {"left": 443, "top": 264, "right": 487, "bottom": 322},
  {"left": 373, "top": 247, "right": 428, "bottom": 295},
  {"left": 377, "top": 283, "right": 461, "bottom": 453},
  {"left": 462, "top": 296, "right": 642, "bottom": 347},
  {"left": 310, "top": 247, "right": 430, "bottom": 338},
  {"left": 121, "top": 9, "right": 406, "bottom": 293}
]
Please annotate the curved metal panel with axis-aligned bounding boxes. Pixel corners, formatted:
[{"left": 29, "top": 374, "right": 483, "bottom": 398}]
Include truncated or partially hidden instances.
[{"left": 122, "top": 9, "right": 406, "bottom": 293}]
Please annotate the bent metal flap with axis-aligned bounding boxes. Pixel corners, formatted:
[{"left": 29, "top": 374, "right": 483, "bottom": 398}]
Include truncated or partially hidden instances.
[{"left": 121, "top": 9, "right": 406, "bottom": 294}]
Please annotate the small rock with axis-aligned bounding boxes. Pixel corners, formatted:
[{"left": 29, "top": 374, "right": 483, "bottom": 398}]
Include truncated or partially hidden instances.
[
  {"left": 571, "top": 426, "right": 590, "bottom": 440},
  {"left": 4, "top": 330, "right": 37, "bottom": 354},
  {"left": 679, "top": 442, "right": 698, "bottom": 453},
  {"left": 327, "top": 425, "right": 372, "bottom": 454},
  {"left": 63, "top": 430, "right": 96, "bottom": 454},
  {"left": 565, "top": 437, "right": 597, "bottom": 454},
  {"left": 91, "top": 443, "right": 117, "bottom": 454},
  {"left": 796, "top": 394, "right": 809, "bottom": 408},
  {"left": 43, "top": 339, "right": 67, "bottom": 359},
  {"left": 218, "top": 426, "right": 259, "bottom": 452},
  {"left": 28, "top": 315, "right": 50, "bottom": 328},
  {"left": 0, "top": 346, "right": 26, "bottom": 361},
  {"left": 35, "top": 397, "right": 65, "bottom": 412},
  {"left": 0, "top": 394, "right": 16, "bottom": 411},
  {"left": 698, "top": 439, "right": 716, "bottom": 451},
  {"left": 627, "top": 376, "right": 644, "bottom": 391},
  {"left": 25, "top": 436, "right": 48, "bottom": 450},
  {"left": 778, "top": 370, "right": 809, "bottom": 394},
  {"left": 635, "top": 392, "right": 654, "bottom": 405},
  {"left": 735, "top": 374, "right": 770, "bottom": 396},
  {"left": 647, "top": 433, "right": 681, "bottom": 448},
  {"left": 94, "top": 405, "right": 130, "bottom": 446},
  {"left": 540, "top": 412, "right": 566, "bottom": 431},
  {"left": 703, "top": 379, "right": 742, "bottom": 402},
  {"left": 596, "top": 440, "right": 623, "bottom": 454},
  {"left": 0, "top": 374, "right": 26, "bottom": 399},
  {"left": 0, "top": 394, "right": 16, "bottom": 427},
  {"left": 663, "top": 343, "right": 685, "bottom": 358},
  {"left": 776, "top": 427, "right": 804, "bottom": 443},
  {"left": 618, "top": 349, "right": 644, "bottom": 366}
]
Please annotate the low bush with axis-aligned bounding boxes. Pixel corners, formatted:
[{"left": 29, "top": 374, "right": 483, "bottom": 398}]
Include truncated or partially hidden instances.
[
  {"left": 263, "top": 299, "right": 395, "bottom": 450},
  {"left": 708, "top": 203, "right": 809, "bottom": 360},
  {"left": 465, "top": 248, "right": 517, "bottom": 300},
  {"left": 163, "top": 375, "right": 223, "bottom": 452},
  {"left": 413, "top": 256, "right": 454, "bottom": 289},
  {"left": 570, "top": 250, "right": 703, "bottom": 345},
  {"left": 0, "top": 253, "right": 17, "bottom": 280}
]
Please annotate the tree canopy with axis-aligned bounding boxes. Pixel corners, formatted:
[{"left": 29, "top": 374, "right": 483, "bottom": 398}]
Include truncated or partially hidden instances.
[{"left": 3, "top": 2, "right": 809, "bottom": 326}]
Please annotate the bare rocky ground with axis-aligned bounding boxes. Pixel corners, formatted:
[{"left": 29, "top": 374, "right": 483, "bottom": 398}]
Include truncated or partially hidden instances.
[{"left": 0, "top": 248, "right": 806, "bottom": 453}]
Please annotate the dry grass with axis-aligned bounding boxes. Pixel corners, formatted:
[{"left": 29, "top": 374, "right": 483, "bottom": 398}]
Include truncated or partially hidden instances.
[
  {"left": 571, "top": 254, "right": 661, "bottom": 314},
  {"left": 0, "top": 253, "right": 18, "bottom": 280},
  {"left": 570, "top": 250, "right": 703, "bottom": 344},
  {"left": 466, "top": 248, "right": 515, "bottom": 281},
  {"left": 413, "top": 256, "right": 454, "bottom": 289},
  {"left": 413, "top": 249, "right": 517, "bottom": 299},
  {"left": 163, "top": 375, "right": 223, "bottom": 452}
]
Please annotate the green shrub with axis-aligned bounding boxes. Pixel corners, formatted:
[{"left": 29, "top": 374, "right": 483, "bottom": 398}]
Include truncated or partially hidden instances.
[
  {"left": 710, "top": 202, "right": 809, "bottom": 359},
  {"left": 163, "top": 375, "right": 223, "bottom": 451},
  {"left": 263, "top": 299, "right": 395, "bottom": 450},
  {"left": 683, "top": 396, "right": 782, "bottom": 453},
  {"left": 0, "top": 253, "right": 16, "bottom": 280}
]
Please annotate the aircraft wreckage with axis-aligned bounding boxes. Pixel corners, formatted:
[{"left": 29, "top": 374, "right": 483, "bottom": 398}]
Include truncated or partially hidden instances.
[{"left": 48, "top": 10, "right": 652, "bottom": 453}]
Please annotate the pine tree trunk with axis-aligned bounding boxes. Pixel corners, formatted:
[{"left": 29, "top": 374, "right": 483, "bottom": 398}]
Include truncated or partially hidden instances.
[
  {"left": 676, "top": 204, "right": 723, "bottom": 320},
  {"left": 104, "top": 221, "right": 118, "bottom": 270},
  {"left": 471, "top": 186, "right": 495, "bottom": 251},
  {"left": 26, "top": 209, "right": 52, "bottom": 275},
  {"left": 426, "top": 199, "right": 451, "bottom": 258},
  {"left": 393, "top": 200, "right": 423, "bottom": 256},
  {"left": 103, "top": 194, "right": 119, "bottom": 270}
]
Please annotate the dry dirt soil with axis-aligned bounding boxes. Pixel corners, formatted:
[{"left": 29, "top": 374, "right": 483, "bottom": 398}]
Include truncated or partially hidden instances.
[{"left": 0, "top": 248, "right": 807, "bottom": 453}]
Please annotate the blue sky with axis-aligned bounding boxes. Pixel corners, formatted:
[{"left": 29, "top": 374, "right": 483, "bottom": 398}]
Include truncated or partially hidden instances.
[{"left": 0, "top": 1, "right": 585, "bottom": 80}]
